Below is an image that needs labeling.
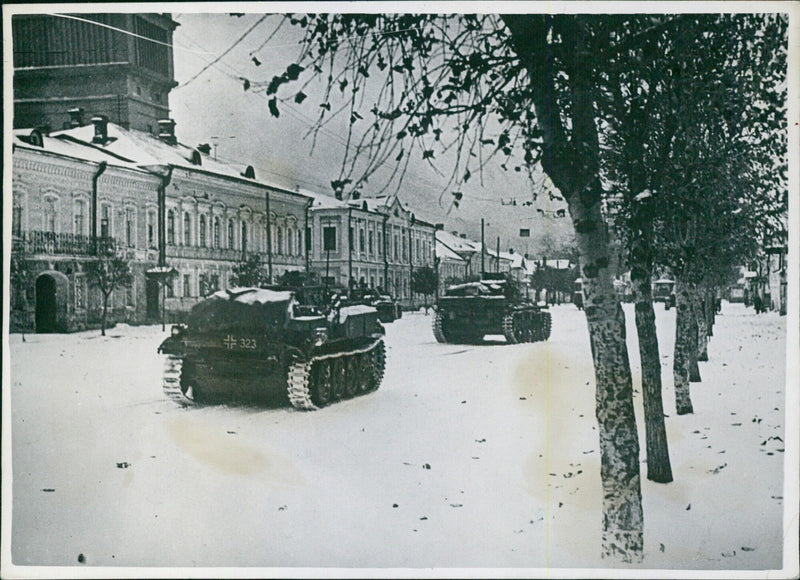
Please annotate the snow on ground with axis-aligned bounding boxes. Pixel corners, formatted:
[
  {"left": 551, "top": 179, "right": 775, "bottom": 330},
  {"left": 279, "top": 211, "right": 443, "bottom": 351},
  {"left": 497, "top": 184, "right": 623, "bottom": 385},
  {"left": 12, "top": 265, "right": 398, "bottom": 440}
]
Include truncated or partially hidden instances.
[{"left": 2, "top": 301, "right": 793, "bottom": 577}]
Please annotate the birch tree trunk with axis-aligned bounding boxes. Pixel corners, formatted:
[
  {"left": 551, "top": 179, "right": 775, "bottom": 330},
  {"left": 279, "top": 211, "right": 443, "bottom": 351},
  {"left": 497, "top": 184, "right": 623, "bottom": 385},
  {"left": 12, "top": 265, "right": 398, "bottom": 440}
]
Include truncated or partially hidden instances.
[
  {"left": 688, "top": 289, "right": 702, "bottom": 382},
  {"left": 569, "top": 184, "right": 644, "bottom": 560},
  {"left": 501, "top": 15, "right": 643, "bottom": 562},
  {"left": 696, "top": 287, "right": 709, "bottom": 362},
  {"left": 631, "top": 269, "right": 673, "bottom": 483},
  {"left": 673, "top": 279, "right": 694, "bottom": 414}
]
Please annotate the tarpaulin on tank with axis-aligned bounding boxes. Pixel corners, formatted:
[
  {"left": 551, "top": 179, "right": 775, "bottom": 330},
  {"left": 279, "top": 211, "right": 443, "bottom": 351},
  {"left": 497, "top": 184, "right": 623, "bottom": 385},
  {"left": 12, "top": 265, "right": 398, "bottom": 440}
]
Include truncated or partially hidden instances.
[{"left": 187, "top": 287, "right": 295, "bottom": 332}]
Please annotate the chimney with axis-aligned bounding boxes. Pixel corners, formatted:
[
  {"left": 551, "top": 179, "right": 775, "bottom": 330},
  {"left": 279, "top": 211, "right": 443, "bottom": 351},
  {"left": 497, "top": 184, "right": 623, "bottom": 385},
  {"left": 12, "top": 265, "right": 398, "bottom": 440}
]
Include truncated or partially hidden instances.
[
  {"left": 460, "top": 234, "right": 466, "bottom": 239},
  {"left": 435, "top": 223, "right": 444, "bottom": 230},
  {"left": 158, "top": 119, "right": 177, "bottom": 146},
  {"left": 68, "top": 108, "right": 85, "bottom": 128},
  {"left": 197, "top": 143, "right": 211, "bottom": 155},
  {"left": 91, "top": 115, "right": 109, "bottom": 144}
]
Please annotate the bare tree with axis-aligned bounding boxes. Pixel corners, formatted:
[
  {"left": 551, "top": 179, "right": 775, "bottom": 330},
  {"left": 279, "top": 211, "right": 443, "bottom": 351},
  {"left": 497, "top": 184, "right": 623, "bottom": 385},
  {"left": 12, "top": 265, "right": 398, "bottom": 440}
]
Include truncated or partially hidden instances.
[{"left": 85, "top": 252, "right": 133, "bottom": 336}]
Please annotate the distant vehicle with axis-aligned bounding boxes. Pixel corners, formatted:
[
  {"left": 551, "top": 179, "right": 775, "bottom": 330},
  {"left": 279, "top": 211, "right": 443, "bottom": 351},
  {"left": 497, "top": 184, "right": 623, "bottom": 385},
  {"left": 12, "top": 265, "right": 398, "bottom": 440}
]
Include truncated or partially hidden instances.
[
  {"left": 573, "top": 278, "right": 584, "bottom": 310},
  {"left": 652, "top": 278, "right": 676, "bottom": 309},
  {"left": 158, "top": 285, "right": 386, "bottom": 410},
  {"left": 432, "top": 273, "right": 551, "bottom": 344},
  {"left": 347, "top": 287, "right": 402, "bottom": 323}
]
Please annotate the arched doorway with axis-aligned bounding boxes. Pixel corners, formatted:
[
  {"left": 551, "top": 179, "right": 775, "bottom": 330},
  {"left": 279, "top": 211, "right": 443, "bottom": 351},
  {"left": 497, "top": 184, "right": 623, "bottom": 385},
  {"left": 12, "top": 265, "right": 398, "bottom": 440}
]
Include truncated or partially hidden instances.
[{"left": 35, "top": 271, "right": 69, "bottom": 333}]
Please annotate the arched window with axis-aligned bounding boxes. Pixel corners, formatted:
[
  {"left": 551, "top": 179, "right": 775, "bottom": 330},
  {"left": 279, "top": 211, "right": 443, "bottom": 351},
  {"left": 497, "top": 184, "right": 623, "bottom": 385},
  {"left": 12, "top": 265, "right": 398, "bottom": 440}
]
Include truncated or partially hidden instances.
[
  {"left": 277, "top": 226, "right": 283, "bottom": 255},
  {"left": 213, "top": 217, "right": 220, "bottom": 248},
  {"left": 167, "top": 210, "right": 175, "bottom": 245},
  {"left": 241, "top": 221, "right": 248, "bottom": 254},
  {"left": 228, "top": 219, "right": 234, "bottom": 249},
  {"left": 183, "top": 212, "right": 192, "bottom": 246},
  {"left": 287, "top": 229, "right": 294, "bottom": 256}
]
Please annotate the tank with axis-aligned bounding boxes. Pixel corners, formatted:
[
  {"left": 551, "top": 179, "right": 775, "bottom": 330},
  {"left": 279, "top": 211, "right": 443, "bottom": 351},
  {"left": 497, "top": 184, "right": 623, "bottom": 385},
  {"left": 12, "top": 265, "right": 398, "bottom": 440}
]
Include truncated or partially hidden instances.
[
  {"left": 346, "top": 287, "right": 402, "bottom": 322},
  {"left": 432, "top": 274, "right": 551, "bottom": 344},
  {"left": 158, "top": 285, "right": 386, "bottom": 410}
]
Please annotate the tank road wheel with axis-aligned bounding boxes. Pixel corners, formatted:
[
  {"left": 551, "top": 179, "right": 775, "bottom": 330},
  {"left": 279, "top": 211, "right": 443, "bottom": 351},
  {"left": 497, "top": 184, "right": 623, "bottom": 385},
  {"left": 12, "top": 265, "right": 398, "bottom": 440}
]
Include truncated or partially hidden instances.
[
  {"left": 343, "top": 355, "right": 360, "bottom": 398},
  {"left": 309, "top": 360, "right": 333, "bottom": 408},
  {"left": 330, "top": 357, "right": 347, "bottom": 400},
  {"left": 502, "top": 312, "right": 520, "bottom": 344},
  {"left": 432, "top": 310, "right": 448, "bottom": 343},
  {"left": 368, "top": 341, "right": 387, "bottom": 391}
]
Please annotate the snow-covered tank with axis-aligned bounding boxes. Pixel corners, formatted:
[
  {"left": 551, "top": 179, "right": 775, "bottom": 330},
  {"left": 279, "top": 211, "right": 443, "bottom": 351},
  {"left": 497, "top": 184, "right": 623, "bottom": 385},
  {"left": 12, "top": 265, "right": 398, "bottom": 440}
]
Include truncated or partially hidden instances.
[
  {"left": 432, "top": 274, "right": 551, "bottom": 344},
  {"left": 158, "top": 286, "right": 386, "bottom": 410}
]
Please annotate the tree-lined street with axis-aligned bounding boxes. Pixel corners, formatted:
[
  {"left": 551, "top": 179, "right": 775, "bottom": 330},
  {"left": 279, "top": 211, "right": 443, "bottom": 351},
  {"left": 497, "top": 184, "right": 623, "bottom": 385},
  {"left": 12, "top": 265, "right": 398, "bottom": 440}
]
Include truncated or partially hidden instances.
[{"left": 8, "top": 303, "right": 785, "bottom": 570}]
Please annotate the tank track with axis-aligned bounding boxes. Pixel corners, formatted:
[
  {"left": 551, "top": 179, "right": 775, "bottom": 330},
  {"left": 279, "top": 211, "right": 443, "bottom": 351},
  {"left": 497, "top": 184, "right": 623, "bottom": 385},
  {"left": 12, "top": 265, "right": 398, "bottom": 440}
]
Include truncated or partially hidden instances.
[
  {"left": 541, "top": 311, "right": 552, "bottom": 340},
  {"left": 502, "top": 312, "right": 521, "bottom": 344},
  {"left": 286, "top": 338, "right": 386, "bottom": 411},
  {"left": 432, "top": 310, "right": 447, "bottom": 343},
  {"left": 503, "top": 310, "right": 552, "bottom": 344},
  {"left": 161, "top": 354, "right": 196, "bottom": 407}
]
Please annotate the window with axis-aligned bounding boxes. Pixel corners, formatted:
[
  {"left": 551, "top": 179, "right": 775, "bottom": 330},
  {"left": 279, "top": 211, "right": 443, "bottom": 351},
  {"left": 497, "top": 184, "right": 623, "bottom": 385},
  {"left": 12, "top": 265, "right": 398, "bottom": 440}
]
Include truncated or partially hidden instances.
[
  {"left": 287, "top": 229, "right": 294, "bottom": 256},
  {"left": 125, "top": 207, "right": 135, "bottom": 247},
  {"left": 213, "top": 217, "right": 220, "bottom": 248},
  {"left": 199, "top": 214, "right": 207, "bottom": 247},
  {"left": 166, "top": 210, "right": 175, "bottom": 245},
  {"left": 166, "top": 279, "right": 174, "bottom": 297},
  {"left": 101, "top": 204, "right": 111, "bottom": 239},
  {"left": 394, "top": 234, "right": 399, "bottom": 261},
  {"left": 298, "top": 229, "right": 303, "bottom": 255},
  {"left": 228, "top": 219, "right": 234, "bottom": 249},
  {"left": 359, "top": 229, "right": 365, "bottom": 253},
  {"left": 241, "top": 222, "right": 248, "bottom": 254},
  {"left": 323, "top": 226, "right": 337, "bottom": 252},
  {"left": 183, "top": 212, "right": 192, "bottom": 246},
  {"left": 44, "top": 198, "right": 57, "bottom": 233},
  {"left": 12, "top": 205, "right": 22, "bottom": 237},
  {"left": 147, "top": 210, "right": 156, "bottom": 247},
  {"left": 183, "top": 274, "right": 191, "bottom": 297},
  {"left": 74, "top": 200, "right": 85, "bottom": 235},
  {"left": 402, "top": 235, "right": 408, "bottom": 262},
  {"left": 305, "top": 227, "right": 311, "bottom": 253},
  {"left": 277, "top": 226, "right": 283, "bottom": 255},
  {"left": 368, "top": 231, "right": 374, "bottom": 255},
  {"left": 377, "top": 231, "right": 383, "bottom": 257}
]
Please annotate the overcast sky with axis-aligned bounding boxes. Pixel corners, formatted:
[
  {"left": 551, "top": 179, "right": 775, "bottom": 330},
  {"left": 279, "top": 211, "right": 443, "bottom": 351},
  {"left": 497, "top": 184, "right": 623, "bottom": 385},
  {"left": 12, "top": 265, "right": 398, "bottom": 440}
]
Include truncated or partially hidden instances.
[{"left": 168, "top": 12, "right": 574, "bottom": 257}]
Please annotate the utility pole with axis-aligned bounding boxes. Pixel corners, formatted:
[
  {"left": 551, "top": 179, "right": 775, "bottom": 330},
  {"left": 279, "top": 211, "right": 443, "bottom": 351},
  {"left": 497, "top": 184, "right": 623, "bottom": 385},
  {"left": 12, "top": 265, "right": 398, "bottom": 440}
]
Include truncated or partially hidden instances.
[
  {"left": 265, "top": 190, "right": 273, "bottom": 283},
  {"left": 496, "top": 237, "right": 500, "bottom": 273},
  {"left": 481, "top": 218, "right": 485, "bottom": 277}
]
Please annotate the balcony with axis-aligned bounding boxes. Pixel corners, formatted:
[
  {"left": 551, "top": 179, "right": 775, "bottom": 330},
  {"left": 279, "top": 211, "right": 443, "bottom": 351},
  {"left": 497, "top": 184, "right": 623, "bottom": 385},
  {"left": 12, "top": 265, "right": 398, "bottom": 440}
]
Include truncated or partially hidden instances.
[
  {"left": 12, "top": 231, "right": 120, "bottom": 256},
  {"left": 166, "top": 244, "right": 305, "bottom": 265}
]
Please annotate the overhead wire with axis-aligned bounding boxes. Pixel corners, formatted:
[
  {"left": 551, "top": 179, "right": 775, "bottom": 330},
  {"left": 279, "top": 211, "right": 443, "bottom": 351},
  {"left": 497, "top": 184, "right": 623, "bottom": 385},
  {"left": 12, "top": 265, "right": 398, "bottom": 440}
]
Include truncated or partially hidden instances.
[{"left": 48, "top": 13, "right": 563, "bottom": 217}]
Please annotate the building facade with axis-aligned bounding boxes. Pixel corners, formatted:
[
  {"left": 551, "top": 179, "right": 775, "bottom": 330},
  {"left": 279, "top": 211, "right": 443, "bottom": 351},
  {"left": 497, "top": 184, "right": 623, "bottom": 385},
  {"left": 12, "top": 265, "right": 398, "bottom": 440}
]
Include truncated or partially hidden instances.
[
  {"left": 11, "top": 128, "right": 161, "bottom": 332},
  {"left": 12, "top": 12, "right": 178, "bottom": 133},
  {"left": 306, "top": 193, "right": 437, "bottom": 305},
  {"left": 10, "top": 119, "right": 314, "bottom": 332}
]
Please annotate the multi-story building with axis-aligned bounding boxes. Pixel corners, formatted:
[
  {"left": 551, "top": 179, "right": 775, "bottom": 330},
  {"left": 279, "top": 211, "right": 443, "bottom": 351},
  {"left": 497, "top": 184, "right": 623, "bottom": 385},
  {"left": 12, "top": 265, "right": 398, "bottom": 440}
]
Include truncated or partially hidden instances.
[
  {"left": 10, "top": 117, "right": 314, "bottom": 332},
  {"left": 12, "top": 12, "right": 178, "bottom": 134},
  {"left": 305, "top": 192, "right": 437, "bottom": 305},
  {"left": 435, "top": 230, "right": 468, "bottom": 295},
  {"left": 11, "top": 126, "right": 161, "bottom": 332}
]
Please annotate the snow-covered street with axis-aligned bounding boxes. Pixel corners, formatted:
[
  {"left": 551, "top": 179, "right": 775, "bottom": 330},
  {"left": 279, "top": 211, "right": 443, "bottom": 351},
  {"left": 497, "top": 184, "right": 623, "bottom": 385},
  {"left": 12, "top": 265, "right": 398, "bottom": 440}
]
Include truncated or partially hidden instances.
[{"left": 5, "top": 302, "right": 790, "bottom": 574}]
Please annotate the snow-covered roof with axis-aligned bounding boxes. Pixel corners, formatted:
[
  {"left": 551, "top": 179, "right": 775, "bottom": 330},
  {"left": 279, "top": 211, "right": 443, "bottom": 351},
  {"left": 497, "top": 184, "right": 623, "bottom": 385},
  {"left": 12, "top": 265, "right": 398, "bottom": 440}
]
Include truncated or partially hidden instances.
[
  {"left": 298, "top": 188, "right": 349, "bottom": 210},
  {"left": 52, "top": 122, "right": 264, "bottom": 184},
  {"left": 436, "top": 230, "right": 482, "bottom": 253},
  {"left": 13, "top": 128, "right": 144, "bottom": 170},
  {"left": 435, "top": 239, "right": 466, "bottom": 262}
]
